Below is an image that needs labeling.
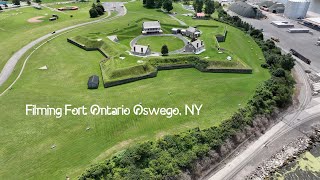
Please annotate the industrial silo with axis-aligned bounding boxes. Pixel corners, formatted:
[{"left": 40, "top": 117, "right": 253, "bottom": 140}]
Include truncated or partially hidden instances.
[{"left": 284, "top": 0, "right": 311, "bottom": 19}]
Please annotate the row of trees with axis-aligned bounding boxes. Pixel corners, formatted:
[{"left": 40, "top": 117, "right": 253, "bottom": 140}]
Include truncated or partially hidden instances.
[
  {"left": 143, "top": 0, "right": 173, "bottom": 12},
  {"left": 193, "top": 0, "right": 216, "bottom": 16},
  {"left": 79, "top": 6, "right": 296, "bottom": 180},
  {"left": 143, "top": 0, "right": 217, "bottom": 16},
  {"left": 89, "top": 3, "right": 105, "bottom": 18}
]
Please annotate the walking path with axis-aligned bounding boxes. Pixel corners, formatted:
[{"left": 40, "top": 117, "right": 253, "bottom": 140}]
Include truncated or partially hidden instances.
[
  {"left": 0, "top": 2, "right": 127, "bottom": 96},
  {"left": 161, "top": 9, "right": 187, "bottom": 26}
]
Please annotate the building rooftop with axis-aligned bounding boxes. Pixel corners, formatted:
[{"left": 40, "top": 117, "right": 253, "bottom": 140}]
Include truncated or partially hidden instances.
[
  {"left": 143, "top": 21, "right": 161, "bottom": 29},
  {"left": 271, "top": 21, "right": 294, "bottom": 26},
  {"left": 187, "top": 27, "right": 198, "bottom": 33},
  {"left": 304, "top": 17, "right": 320, "bottom": 26},
  {"left": 196, "top": 13, "right": 205, "bottom": 17},
  {"left": 229, "top": 1, "right": 264, "bottom": 18},
  {"left": 191, "top": 40, "right": 203, "bottom": 48}
]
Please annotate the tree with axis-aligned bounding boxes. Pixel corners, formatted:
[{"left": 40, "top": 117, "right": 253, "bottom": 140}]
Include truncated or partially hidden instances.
[
  {"left": 193, "top": 0, "right": 203, "bottom": 13},
  {"left": 89, "top": 8, "right": 99, "bottom": 18},
  {"left": 161, "top": 45, "right": 169, "bottom": 56},
  {"left": 162, "top": 0, "right": 173, "bottom": 12},
  {"left": 204, "top": 0, "right": 214, "bottom": 16},
  {"left": 280, "top": 54, "right": 295, "bottom": 71},
  {"left": 35, "top": 0, "right": 41, "bottom": 3},
  {"left": 145, "top": 0, "right": 155, "bottom": 8},
  {"left": 96, "top": 0, "right": 100, "bottom": 2},
  {"left": 96, "top": 4, "right": 105, "bottom": 15},
  {"left": 27, "top": 0, "right": 31, "bottom": 5},
  {"left": 12, "top": 0, "right": 20, "bottom": 5},
  {"left": 250, "top": 29, "right": 263, "bottom": 40},
  {"left": 183, "top": 0, "right": 189, "bottom": 5},
  {"left": 272, "top": 68, "right": 286, "bottom": 77},
  {"left": 214, "top": 1, "right": 220, "bottom": 8},
  {"left": 155, "top": 0, "right": 163, "bottom": 8},
  {"left": 0, "top": 6, "right": 2, "bottom": 10}
]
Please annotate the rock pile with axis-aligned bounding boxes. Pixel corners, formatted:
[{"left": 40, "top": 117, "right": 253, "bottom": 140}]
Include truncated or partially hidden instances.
[{"left": 246, "top": 127, "right": 320, "bottom": 180}]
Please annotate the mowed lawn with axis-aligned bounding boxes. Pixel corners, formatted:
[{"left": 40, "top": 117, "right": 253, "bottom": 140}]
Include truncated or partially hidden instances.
[
  {"left": 0, "top": 2, "right": 269, "bottom": 179},
  {"left": 136, "top": 36, "right": 185, "bottom": 52},
  {"left": 0, "top": 2, "right": 107, "bottom": 71}
]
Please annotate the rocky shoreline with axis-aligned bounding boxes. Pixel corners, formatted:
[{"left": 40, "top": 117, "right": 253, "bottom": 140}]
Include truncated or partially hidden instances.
[{"left": 246, "top": 125, "right": 320, "bottom": 180}]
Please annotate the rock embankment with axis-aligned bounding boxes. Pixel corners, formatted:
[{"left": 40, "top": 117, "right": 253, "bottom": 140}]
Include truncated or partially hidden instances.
[{"left": 247, "top": 126, "right": 320, "bottom": 180}]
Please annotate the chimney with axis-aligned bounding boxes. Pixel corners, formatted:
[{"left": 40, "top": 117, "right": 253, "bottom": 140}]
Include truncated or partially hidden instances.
[
  {"left": 134, "top": 46, "right": 136, "bottom": 52},
  {"left": 141, "top": 47, "right": 143, "bottom": 53},
  {"left": 197, "top": 43, "right": 199, "bottom": 48},
  {"left": 201, "top": 40, "right": 203, "bottom": 45}
]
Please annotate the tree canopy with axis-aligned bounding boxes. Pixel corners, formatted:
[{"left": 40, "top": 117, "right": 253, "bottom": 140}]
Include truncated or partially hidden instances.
[
  {"left": 89, "top": 3, "right": 104, "bottom": 18},
  {"left": 163, "top": 0, "right": 173, "bottom": 12},
  {"left": 193, "top": 0, "right": 203, "bottom": 13},
  {"left": 161, "top": 45, "right": 169, "bottom": 56},
  {"left": 204, "top": 0, "right": 215, "bottom": 16}
]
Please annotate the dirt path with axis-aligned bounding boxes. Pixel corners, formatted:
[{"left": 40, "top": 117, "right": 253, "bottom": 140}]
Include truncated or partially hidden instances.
[{"left": 27, "top": 16, "right": 45, "bottom": 23}]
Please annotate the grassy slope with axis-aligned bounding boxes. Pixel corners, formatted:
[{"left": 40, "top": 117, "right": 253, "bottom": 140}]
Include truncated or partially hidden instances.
[
  {"left": 0, "top": 2, "right": 269, "bottom": 179},
  {"left": 0, "top": 2, "right": 106, "bottom": 71}
]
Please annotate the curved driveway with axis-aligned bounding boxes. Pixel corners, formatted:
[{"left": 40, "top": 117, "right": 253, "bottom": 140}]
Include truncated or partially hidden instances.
[{"left": 0, "top": 2, "right": 126, "bottom": 88}]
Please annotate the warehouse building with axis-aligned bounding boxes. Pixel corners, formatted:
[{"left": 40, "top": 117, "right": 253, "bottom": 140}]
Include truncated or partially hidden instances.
[{"left": 229, "top": 1, "right": 264, "bottom": 18}]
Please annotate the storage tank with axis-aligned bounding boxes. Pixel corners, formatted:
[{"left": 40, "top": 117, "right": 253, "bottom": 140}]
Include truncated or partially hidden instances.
[{"left": 284, "top": 0, "right": 311, "bottom": 19}]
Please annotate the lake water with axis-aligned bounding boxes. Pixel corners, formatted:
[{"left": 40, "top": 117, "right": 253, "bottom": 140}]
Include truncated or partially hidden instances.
[{"left": 273, "top": 143, "right": 320, "bottom": 180}]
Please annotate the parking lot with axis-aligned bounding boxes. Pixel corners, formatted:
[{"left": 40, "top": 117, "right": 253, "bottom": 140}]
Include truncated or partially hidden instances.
[{"left": 227, "top": 10, "right": 320, "bottom": 72}]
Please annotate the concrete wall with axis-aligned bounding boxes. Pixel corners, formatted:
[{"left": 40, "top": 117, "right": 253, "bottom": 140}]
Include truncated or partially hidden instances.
[{"left": 309, "top": 0, "right": 320, "bottom": 13}]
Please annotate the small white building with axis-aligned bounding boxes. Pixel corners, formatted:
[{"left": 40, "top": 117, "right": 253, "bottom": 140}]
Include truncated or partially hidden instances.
[
  {"left": 142, "top": 21, "right": 162, "bottom": 34},
  {"left": 131, "top": 44, "right": 151, "bottom": 56},
  {"left": 184, "top": 40, "right": 205, "bottom": 54}
]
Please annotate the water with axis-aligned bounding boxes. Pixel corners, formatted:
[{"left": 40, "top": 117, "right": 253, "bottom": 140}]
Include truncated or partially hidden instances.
[{"left": 273, "top": 143, "right": 320, "bottom": 180}]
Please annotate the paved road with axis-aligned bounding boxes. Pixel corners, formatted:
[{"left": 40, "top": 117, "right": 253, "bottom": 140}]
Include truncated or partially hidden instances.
[
  {"left": 227, "top": 10, "right": 320, "bottom": 73},
  {"left": 204, "top": 10, "right": 320, "bottom": 180},
  {"left": 205, "top": 59, "right": 314, "bottom": 180},
  {"left": 0, "top": 2, "right": 126, "bottom": 89}
]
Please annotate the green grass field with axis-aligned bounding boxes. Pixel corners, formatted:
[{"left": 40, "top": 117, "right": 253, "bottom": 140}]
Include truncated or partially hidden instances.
[
  {"left": 0, "top": 1, "right": 269, "bottom": 179},
  {"left": 0, "top": 2, "right": 107, "bottom": 71},
  {"left": 136, "top": 36, "right": 185, "bottom": 52}
]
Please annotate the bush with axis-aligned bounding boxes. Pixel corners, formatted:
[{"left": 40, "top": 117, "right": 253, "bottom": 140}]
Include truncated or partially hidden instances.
[
  {"left": 272, "top": 68, "right": 286, "bottom": 77},
  {"left": 89, "top": 3, "right": 104, "bottom": 18},
  {"left": 89, "top": 8, "right": 99, "bottom": 18}
]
